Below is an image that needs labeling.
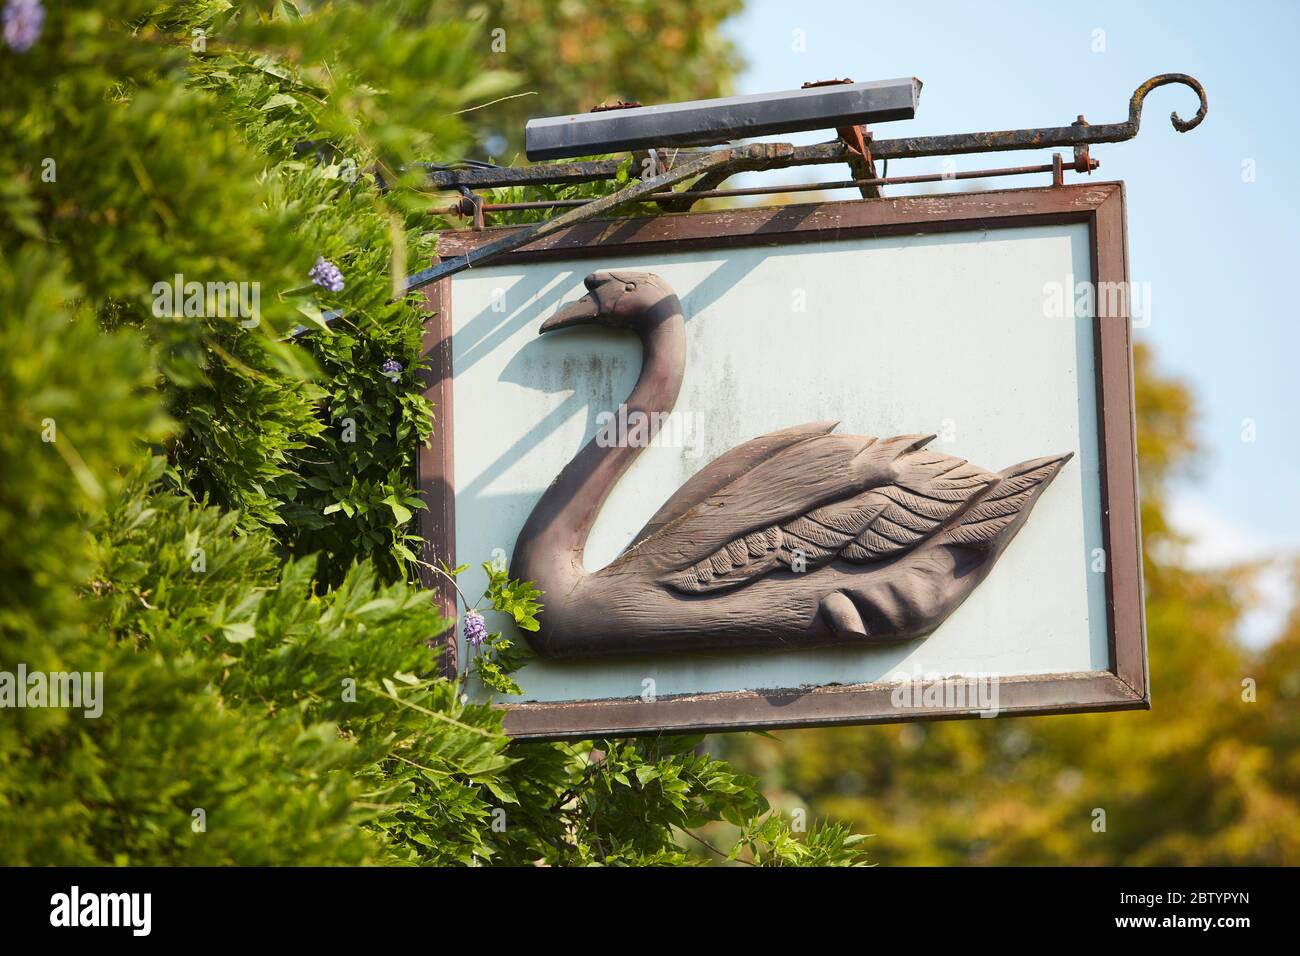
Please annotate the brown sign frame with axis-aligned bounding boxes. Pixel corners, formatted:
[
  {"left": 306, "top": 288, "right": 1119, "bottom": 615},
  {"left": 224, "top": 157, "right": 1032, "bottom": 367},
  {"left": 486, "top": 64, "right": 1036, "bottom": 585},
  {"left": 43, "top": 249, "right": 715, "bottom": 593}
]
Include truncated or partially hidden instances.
[{"left": 417, "top": 181, "right": 1147, "bottom": 740}]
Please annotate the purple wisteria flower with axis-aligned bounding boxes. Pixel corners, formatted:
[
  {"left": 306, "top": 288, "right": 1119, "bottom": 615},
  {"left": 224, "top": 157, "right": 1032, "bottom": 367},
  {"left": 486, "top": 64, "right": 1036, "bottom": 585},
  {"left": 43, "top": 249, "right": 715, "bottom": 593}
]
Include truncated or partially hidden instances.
[
  {"left": 380, "top": 359, "right": 403, "bottom": 382},
  {"left": 308, "top": 256, "right": 344, "bottom": 293},
  {"left": 3, "top": 0, "right": 44, "bottom": 53},
  {"left": 464, "top": 610, "right": 487, "bottom": 648}
]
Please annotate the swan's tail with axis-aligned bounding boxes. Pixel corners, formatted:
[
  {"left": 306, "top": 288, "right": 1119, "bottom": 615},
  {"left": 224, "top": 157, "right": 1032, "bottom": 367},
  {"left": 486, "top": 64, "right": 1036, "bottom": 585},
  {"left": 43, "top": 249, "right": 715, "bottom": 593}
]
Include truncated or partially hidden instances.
[{"left": 938, "top": 451, "right": 1073, "bottom": 551}]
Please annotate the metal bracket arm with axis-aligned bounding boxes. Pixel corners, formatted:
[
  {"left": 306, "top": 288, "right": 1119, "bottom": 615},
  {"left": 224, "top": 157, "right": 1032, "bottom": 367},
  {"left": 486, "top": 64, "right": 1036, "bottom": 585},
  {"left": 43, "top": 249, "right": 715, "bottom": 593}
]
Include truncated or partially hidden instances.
[{"left": 406, "top": 74, "right": 1206, "bottom": 290}]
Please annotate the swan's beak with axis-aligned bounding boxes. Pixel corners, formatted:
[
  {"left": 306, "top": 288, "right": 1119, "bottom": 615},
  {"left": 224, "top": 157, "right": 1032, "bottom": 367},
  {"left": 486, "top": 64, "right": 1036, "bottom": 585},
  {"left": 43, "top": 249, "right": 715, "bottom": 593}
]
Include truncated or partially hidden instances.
[{"left": 540, "top": 293, "right": 599, "bottom": 333}]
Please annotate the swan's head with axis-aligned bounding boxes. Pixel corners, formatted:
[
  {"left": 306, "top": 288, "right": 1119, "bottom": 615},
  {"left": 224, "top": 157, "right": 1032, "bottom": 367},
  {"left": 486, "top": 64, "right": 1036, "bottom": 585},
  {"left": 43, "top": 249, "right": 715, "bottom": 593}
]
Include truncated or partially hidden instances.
[{"left": 541, "top": 271, "right": 675, "bottom": 334}]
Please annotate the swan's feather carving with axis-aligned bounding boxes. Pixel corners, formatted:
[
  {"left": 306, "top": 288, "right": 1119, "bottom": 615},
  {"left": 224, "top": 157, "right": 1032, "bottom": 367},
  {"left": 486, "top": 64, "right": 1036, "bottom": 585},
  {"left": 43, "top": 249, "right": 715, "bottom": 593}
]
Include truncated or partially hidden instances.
[
  {"left": 616, "top": 431, "right": 885, "bottom": 569},
  {"left": 939, "top": 454, "right": 1068, "bottom": 549},
  {"left": 627, "top": 421, "right": 838, "bottom": 549},
  {"left": 663, "top": 432, "right": 1053, "bottom": 595}
]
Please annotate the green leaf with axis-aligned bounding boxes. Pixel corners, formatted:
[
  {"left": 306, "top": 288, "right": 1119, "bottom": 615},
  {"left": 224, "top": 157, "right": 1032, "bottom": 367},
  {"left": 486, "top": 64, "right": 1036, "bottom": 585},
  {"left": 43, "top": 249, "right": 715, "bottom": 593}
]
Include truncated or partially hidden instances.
[
  {"left": 383, "top": 495, "right": 412, "bottom": 525},
  {"left": 260, "top": 93, "right": 300, "bottom": 112},
  {"left": 221, "top": 621, "right": 256, "bottom": 644},
  {"left": 294, "top": 299, "right": 331, "bottom": 332},
  {"left": 482, "top": 779, "right": 519, "bottom": 805}
]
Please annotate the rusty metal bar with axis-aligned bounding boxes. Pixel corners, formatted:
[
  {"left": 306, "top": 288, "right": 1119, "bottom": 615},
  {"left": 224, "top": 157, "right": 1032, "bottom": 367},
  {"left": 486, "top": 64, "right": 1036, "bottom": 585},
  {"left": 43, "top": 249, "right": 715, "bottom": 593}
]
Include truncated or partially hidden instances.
[
  {"left": 866, "top": 73, "right": 1206, "bottom": 159},
  {"left": 442, "top": 155, "right": 1098, "bottom": 215},
  {"left": 422, "top": 158, "right": 626, "bottom": 189}
]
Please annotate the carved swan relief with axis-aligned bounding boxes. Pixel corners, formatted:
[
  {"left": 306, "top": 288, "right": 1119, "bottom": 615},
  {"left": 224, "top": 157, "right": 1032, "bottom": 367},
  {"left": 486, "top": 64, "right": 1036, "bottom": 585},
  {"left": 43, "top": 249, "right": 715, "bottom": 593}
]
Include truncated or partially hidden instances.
[{"left": 510, "top": 271, "right": 1072, "bottom": 660}]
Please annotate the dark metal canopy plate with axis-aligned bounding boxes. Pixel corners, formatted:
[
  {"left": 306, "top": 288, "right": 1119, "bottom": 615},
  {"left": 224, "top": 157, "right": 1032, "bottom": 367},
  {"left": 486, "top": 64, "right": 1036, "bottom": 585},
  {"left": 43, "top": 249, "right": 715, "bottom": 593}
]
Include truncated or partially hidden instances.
[{"left": 524, "top": 77, "right": 922, "bottom": 161}]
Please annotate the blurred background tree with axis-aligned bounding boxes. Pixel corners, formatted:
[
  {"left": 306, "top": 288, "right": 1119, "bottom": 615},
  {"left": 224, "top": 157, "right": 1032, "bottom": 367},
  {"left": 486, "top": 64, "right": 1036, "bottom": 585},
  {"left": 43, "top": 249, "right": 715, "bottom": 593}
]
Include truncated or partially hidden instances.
[
  {"left": 447, "top": 0, "right": 744, "bottom": 159},
  {"left": 711, "top": 344, "right": 1300, "bottom": 865}
]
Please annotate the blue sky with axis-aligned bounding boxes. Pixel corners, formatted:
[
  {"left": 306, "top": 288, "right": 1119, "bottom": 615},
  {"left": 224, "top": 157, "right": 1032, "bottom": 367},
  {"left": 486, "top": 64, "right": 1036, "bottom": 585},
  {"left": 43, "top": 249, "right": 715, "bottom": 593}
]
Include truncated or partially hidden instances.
[{"left": 723, "top": 0, "right": 1298, "bottom": 641}]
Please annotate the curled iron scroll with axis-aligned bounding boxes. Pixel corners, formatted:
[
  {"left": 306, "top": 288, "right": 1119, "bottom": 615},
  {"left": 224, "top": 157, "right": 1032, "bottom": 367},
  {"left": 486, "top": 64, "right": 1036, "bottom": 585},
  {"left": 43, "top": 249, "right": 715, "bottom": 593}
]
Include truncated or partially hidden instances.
[{"left": 1126, "top": 73, "right": 1208, "bottom": 135}]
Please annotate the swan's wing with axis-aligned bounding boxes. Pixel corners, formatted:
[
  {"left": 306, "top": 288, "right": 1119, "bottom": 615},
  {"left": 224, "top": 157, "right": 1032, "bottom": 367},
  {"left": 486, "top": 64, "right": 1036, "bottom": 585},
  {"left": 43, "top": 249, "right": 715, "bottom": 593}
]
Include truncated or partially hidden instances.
[
  {"left": 802, "top": 458, "right": 996, "bottom": 563},
  {"left": 620, "top": 431, "right": 902, "bottom": 571},
  {"left": 626, "top": 421, "right": 838, "bottom": 549},
  {"left": 665, "top": 442, "right": 1069, "bottom": 595}
]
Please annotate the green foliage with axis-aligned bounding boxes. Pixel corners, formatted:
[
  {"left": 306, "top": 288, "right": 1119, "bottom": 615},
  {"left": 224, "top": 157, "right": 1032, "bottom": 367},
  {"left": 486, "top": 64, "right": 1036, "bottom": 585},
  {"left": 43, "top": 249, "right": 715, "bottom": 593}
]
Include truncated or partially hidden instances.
[
  {"left": 494, "top": 737, "right": 868, "bottom": 866},
  {"left": 480, "top": 155, "right": 664, "bottom": 225},
  {"left": 484, "top": 561, "right": 543, "bottom": 632},
  {"left": 434, "top": 560, "right": 540, "bottom": 698},
  {"left": 1, "top": 0, "right": 866, "bottom": 867},
  {"left": 0, "top": 246, "right": 172, "bottom": 652}
]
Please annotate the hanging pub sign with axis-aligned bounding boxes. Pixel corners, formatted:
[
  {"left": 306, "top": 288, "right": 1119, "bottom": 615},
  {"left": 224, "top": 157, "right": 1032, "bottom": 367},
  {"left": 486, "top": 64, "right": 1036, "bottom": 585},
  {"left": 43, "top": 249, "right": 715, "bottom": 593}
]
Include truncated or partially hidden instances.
[{"left": 412, "top": 75, "right": 1207, "bottom": 739}]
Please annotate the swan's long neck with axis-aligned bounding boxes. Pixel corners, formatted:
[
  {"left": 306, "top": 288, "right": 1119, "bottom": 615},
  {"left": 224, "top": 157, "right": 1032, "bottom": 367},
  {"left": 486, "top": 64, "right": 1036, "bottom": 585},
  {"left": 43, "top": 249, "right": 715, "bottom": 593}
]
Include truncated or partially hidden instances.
[{"left": 513, "top": 296, "right": 685, "bottom": 600}]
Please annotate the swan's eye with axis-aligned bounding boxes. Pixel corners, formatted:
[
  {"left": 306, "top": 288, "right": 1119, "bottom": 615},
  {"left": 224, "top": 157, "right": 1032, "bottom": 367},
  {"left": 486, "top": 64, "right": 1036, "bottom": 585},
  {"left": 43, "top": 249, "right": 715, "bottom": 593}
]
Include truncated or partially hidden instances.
[{"left": 624, "top": 282, "right": 636, "bottom": 292}]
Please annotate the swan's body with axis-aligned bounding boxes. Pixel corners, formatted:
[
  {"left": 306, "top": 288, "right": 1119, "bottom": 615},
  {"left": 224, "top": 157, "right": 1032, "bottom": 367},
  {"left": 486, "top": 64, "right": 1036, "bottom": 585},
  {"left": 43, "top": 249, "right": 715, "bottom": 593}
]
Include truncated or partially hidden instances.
[{"left": 511, "top": 271, "right": 1071, "bottom": 660}]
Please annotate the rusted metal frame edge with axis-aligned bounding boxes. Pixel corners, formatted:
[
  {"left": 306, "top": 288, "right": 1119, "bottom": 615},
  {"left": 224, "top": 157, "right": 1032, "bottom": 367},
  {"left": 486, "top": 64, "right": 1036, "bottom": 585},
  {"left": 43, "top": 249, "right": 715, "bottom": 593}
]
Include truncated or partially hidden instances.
[
  {"left": 1089, "top": 186, "right": 1149, "bottom": 702},
  {"left": 415, "top": 269, "right": 459, "bottom": 680},
  {"left": 436, "top": 182, "right": 1126, "bottom": 263},
  {"left": 504, "top": 671, "right": 1146, "bottom": 741}
]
